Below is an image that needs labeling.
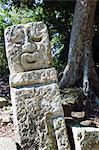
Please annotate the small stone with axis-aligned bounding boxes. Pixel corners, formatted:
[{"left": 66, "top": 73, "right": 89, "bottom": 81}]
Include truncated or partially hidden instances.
[
  {"left": 71, "top": 111, "right": 85, "bottom": 118},
  {"left": 80, "top": 120, "right": 94, "bottom": 127},
  {"left": 0, "top": 97, "right": 9, "bottom": 108},
  {"left": 2, "top": 116, "right": 11, "bottom": 125},
  {"left": 62, "top": 97, "right": 76, "bottom": 105}
]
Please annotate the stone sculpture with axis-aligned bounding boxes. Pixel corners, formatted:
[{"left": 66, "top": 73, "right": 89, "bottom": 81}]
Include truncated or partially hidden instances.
[
  {"left": 5, "top": 22, "right": 52, "bottom": 74},
  {"left": 5, "top": 22, "right": 71, "bottom": 150}
]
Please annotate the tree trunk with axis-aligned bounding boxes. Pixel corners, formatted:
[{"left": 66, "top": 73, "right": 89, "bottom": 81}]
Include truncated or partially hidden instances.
[
  {"left": 59, "top": 0, "right": 99, "bottom": 97},
  {"left": 83, "top": 0, "right": 97, "bottom": 96}
]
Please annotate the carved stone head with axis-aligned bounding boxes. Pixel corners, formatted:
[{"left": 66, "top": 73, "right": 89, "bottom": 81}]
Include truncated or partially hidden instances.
[{"left": 5, "top": 22, "right": 53, "bottom": 75}]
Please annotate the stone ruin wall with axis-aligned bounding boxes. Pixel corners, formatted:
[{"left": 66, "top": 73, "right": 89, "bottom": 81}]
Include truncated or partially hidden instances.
[{"left": 4, "top": 22, "right": 71, "bottom": 150}]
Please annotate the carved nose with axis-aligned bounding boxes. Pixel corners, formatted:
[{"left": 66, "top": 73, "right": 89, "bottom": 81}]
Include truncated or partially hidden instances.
[
  {"left": 22, "top": 42, "right": 31, "bottom": 49},
  {"left": 22, "top": 42, "right": 37, "bottom": 53}
]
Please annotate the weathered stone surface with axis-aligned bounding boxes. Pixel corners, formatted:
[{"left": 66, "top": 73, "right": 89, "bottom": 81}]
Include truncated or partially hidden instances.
[
  {"left": 71, "top": 111, "right": 85, "bottom": 119},
  {"left": 5, "top": 22, "right": 53, "bottom": 75},
  {"left": 11, "top": 83, "right": 70, "bottom": 149},
  {"left": 72, "top": 126, "right": 99, "bottom": 150},
  {"left": 53, "top": 117, "right": 70, "bottom": 150},
  {"left": 10, "top": 67, "right": 58, "bottom": 87}
]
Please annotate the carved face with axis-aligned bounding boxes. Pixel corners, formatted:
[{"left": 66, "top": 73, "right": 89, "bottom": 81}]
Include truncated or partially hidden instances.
[{"left": 5, "top": 22, "right": 52, "bottom": 74}]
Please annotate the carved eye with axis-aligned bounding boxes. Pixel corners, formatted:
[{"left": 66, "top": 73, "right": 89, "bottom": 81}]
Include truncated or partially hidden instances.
[
  {"left": 14, "top": 36, "right": 24, "bottom": 45},
  {"left": 32, "top": 37, "right": 42, "bottom": 42},
  {"left": 11, "top": 30, "right": 25, "bottom": 45},
  {"left": 15, "top": 41, "right": 22, "bottom": 44}
]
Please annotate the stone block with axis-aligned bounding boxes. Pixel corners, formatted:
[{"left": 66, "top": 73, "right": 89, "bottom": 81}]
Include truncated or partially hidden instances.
[
  {"left": 72, "top": 126, "right": 99, "bottom": 150},
  {"left": 10, "top": 68, "right": 58, "bottom": 87},
  {"left": 11, "top": 83, "right": 70, "bottom": 149}
]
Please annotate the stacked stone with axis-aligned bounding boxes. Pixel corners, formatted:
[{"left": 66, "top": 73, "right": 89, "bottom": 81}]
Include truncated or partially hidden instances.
[{"left": 5, "top": 22, "right": 70, "bottom": 150}]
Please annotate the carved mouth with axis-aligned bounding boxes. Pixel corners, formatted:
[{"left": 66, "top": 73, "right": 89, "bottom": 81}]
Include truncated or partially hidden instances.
[
  {"left": 27, "top": 60, "right": 37, "bottom": 63},
  {"left": 21, "top": 52, "right": 41, "bottom": 71}
]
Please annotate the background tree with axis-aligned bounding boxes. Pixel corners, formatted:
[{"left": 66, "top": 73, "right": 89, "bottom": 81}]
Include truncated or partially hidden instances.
[{"left": 59, "top": 0, "right": 99, "bottom": 98}]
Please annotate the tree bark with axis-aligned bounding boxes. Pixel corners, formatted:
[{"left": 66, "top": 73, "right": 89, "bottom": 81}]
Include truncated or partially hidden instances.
[
  {"left": 59, "top": 0, "right": 99, "bottom": 97},
  {"left": 59, "top": 0, "right": 89, "bottom": 88},
  {"left": 83, "top": 0, "right": 97, "bottom": 96}
]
